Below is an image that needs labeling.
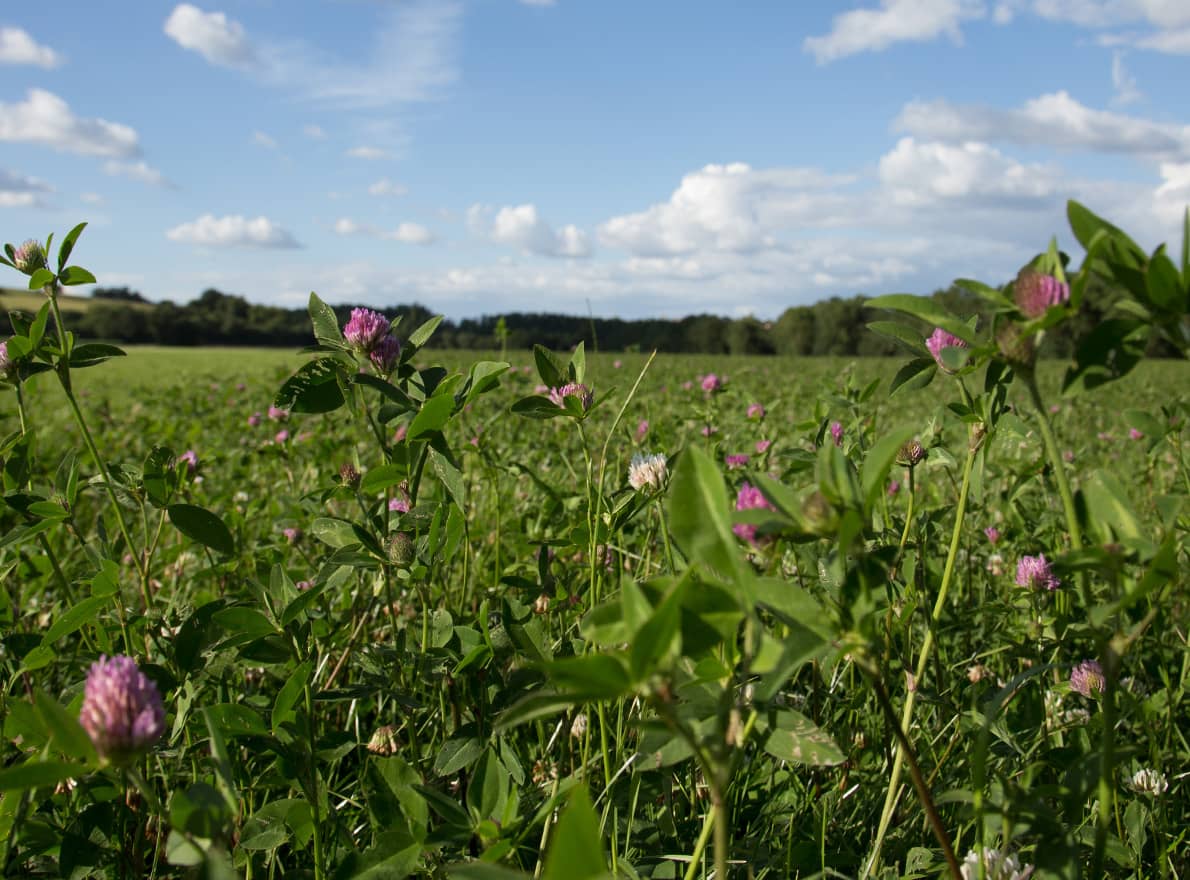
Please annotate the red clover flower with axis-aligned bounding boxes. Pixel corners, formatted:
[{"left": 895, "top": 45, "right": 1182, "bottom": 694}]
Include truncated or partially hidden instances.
[{"left": 78, "top": 655, "right": 166, "bottom": 766}]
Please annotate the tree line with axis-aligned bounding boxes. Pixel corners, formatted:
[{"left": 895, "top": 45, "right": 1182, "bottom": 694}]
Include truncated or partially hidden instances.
[{"left": 5, "top": 279, "right": 1178, "bottom": 358}]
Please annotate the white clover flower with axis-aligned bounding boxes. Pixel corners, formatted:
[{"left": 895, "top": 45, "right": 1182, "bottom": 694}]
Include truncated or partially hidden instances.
[
  {"left": 1129, "top": 768, "right": 1169, "bottom": 797},
  {"left": 628, "top": 453, "right": 668, "bottom": 493},
  {"left": 960, "top": 847, "right": 1035, "bottom": 880}
]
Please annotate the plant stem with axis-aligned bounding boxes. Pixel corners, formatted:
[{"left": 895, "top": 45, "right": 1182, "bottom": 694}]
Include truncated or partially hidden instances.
[
  {"left": 682, "top": 800, "right": 716, "bottom": 880},
  {"left": 864, "top": 437, "right": 977, "bottom": 878}
]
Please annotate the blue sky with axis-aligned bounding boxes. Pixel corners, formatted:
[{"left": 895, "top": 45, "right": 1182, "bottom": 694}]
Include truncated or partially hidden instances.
[{"left": 1, "top": 0, "right": 1189, "bottom": 320}]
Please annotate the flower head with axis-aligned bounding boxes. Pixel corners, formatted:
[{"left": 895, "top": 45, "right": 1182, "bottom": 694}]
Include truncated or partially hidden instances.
[
  {"left": 1016, "top": 554, "right": 1059, "bottom": 590},
  {"left": 700, "top": 373, "right": 722, "bottom": 393},
  {"left": 984, "top": 526, "right": 1001, "bottom": 544},
  {"left": 268, "top": 405, "right": 289, "bottom": 421},
  {"left": 78, "top": 655, "right": 166, "bottom": 765},
  {"left": 1070, "top": 659, "right": 1105, "bottom": 698},
  {"left": 11, "top": 239, "right": 47, "bottom": 275},
  {"left": 733, "top": 481, "right": 776, "bottom": 544},
  {"left": 635, "top": 419, "right": 649, "bottom": 442},
  {"left": 1128, "top": 427, "right": 1144, "bottom": 441},
  {"left": 829, "top": 421, "right": 843, "bottom": 447},
  {"left": 746, "top": 402, "right": 766, "bottom": 420},
  {"left": 369, "top": 334, "right": 401, "bottom": 374},
  {"left": 248, "top": 412, "right": 262, "bottom": 427},
  {"left": 1014, "top": 270, "right": 1069, "bottom": 319},
  {"left": 342, "top": 308, "right": 391, "bottom": 353},
  {"left": 179, "top": 449, "right": 199, "bottom": 475},
  {"left": 283, "top": 527, "right": 301, "bottom": 544},
  {"left": 725, "top": 453, "right": 750, "bottom": 471},
  {"left": 628, "top": 453, "right": 668, "bottom": 493},
  {"left": 896, "top": 439, "right": 927, "bottom": 467},
  {"left": 1129, "top": 767, "right": 1169, "bottom": 797},
  {"left": 960, "top": 847, "right": 1035, "bottom": 880},
  {"left": 548, "top": 382, "right": 593, "bottom": 411},
  {"left": 755, "top": 439, "right": 772, "bottom": 455},
  {"left": 925, "top": 328, "right": 968, "bottom": 373},
  {"left": 0, "top": 341, "right": 15, "bottom": 379}
]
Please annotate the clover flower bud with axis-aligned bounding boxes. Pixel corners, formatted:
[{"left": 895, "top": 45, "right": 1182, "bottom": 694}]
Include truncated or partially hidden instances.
[
  {"left": 548, "top": 382, "right": 593, "bottom": 411},
  {"left": 12, "top": 239, "right": 47, "bottom": 275},
  {"left": 1070, "top": 659, "right": 1105, "bottom": 698},
  {"left": 339, "top": 463, "right": 360, "bottom": 488},
  {"left": 369, "top": 335, "right": 401, "bottom": 374},
  {"left": 1014, "top": 270, "right": 1069, "bottom": 319},
  {"left": 896, "top": 439, "right": 926, "bottom": 467},
  {"left": 1016, "top": 554, "right": 1059, "bottom": 590},
  {"left": 388, "top": 532, "right": 415, "bottom": 567},
  {"left": 342, "top": 308, "right": 391, "bottom": 353},
  {"left": 628, "top": 452, "right": 668, "bottom": 493},
  {"left": 925, "top": 328, "right": 968, "bottom": 374}
]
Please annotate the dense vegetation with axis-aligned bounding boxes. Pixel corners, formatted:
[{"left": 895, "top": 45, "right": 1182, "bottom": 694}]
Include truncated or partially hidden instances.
[{"left": 0, "top": 204, "right": 1185, "bottom": 879}]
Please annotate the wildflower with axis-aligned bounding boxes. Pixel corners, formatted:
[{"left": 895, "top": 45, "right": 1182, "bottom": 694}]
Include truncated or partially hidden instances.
[
  {"left": 635, "top": 420, "right": 649, "bottom": 442},
  {"left": 0, "top": 341, "right": 15, "bottom": 379},
  {"left": 548, "top": 382, "right": 593, "bottom": 411},
  {"left": 628, "top": 453, "right": 668, "bottom": 492},
  {"left": 393, "top": 424, "right": 408, "bottom": 443},
  {"left": 268, "top": 405, "right": 289, "bottom": 421},
  {"left": 960, "top": 847, "right": 1035, "bottom": 880},
  {"left": 1070, "top": 659, "right": 1105, "bottom": 698},
  {"left": 1016, "top": 554, "right": 1059, "bottom": 590},
  {"left": 830, "top": 421, "right": 843, "bottom": 447},
  {"left": 733, "top": 482, "right": 776, "bottom": 544},
  {"left": 986, "top": 553, "right": 1004, "bottom": 576},
  {"left": 984, "top": 526, "right": 1000, "bottom": 544},
  {"left": 532, "top": 593, "right": 551, "bottom": 615},
  {"left": 755, "top": 439, "right": 773, "bottom": 455},
  {"left": 339, "top": 463, "right": 361, "bottom": 488},
  {"left": 570, "top": 713, "right": 588, "bottom": 739},
  {"left": 887, "top": 479, "right": 900, "bottom": 496},
  {"left": 700, "top": 424, "right": 717, "bottom": 437},
  {"left": 388, "top": 496, "right": 410, "bottom": 514},
  {"left": 295, "top": 580, "right": 312, "bottom": 591},
  {"left": 747, "top": 403, "right": 765, "bottom": 420},
  {"left": 1044, "top": 688, "right": 1089, "bottom": 730},
  {"left": 1014, "top": 270, "right": 1069, "bottom": 319},
  {"left": 11, "top": 239, "right": 47, "bottom": 275},
  {"left": 387, "top": 532, "right": 415, "bottom": 566},
  {"left": 248, "top": 412, "right": 261, "bottom": 427},
  {"left": 342, "top": 307, "right": 391, "bottom": 353},
  {"left": 613, "top": 359, "right": 622, "bottom": 369},
  {"left": 275, "top": 429, "right": 289, "bottom": 444},
  {"left": 78, "top": 655, "right": 166, "bottom": 766},
  {"left": 1097, "top": 431, "right": 1113, "bottom": 442},
  {"left": 282, "top": 527, "right": 301, "bottom": 544},
  {"left": 179, "top": 449, "right": 199, "bottom": 475},
  {"left": 1128, "top": 768, "right": 1169, "bottom": 797},
  {"left": 896, "top": 439, "right": 927, "bottom": 467},
  {"left": 681, "top": 380, "right": 693, "bottom": 391},
  {"left": 370, "top": 335, "right": 401, "bottom": 374},
  {"left": 367, "top": 725, "right": 401, "bottom": 756},
  {"left": 925, "top": 327, "right": 968, "bottom": 374},
  {"left": 725, "top": 453, "right": 750, "bottom": 470},
  {"left": 1128, "top": 427, "right": 1144, "bottom": 441},
  {"left": 701, "top": 373, "right": 721, "bottom": 393}
]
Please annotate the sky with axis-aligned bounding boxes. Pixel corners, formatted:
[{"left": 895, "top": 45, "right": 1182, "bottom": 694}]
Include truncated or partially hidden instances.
[{"left": 1, "top": 0, "right": 1189, "bottom": 321}]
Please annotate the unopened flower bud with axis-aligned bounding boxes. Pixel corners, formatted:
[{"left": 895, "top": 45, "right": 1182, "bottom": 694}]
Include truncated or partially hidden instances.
[
  {"left": 11, "top": 239, "right": 47, "bottom": 275},
  {"left": 387, "top": 532, "right": 415, "bottom": 567},
  {"left": 800, "top": 490, "right": 837, "bottom": 536},
  {"left": 895, "top": 439, "right": 926, "bottom": 467},
  {"left": 339, "top": 463, "right": 361, "bottom": 488}
]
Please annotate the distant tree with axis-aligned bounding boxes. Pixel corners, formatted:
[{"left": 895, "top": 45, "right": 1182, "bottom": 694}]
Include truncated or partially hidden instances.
[{"left": 92, "top": 286, "right": 148, "bottom": 303}]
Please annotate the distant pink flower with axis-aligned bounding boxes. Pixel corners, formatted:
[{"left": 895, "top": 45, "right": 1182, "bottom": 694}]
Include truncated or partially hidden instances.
[
  {"left": 275, "top": 429, "right": 289, "bottom": 444},
  {"left": 635, "top": 420, "right": 649, "bottom": 442},
  {"left": 725, "top": 453, "right": 750, "bottom": 470},
  {"left": 1015, "top": 271, "right": 1070, "bottom": 319},
  {"left": 984, "top": 526, "right": 1001, "bottom": 544},
  {"left": 343, "top": 307, "right": 391, "bottom": 353},
  {"left": 0, "top": 341, "right": 13, "bottom": 378},
  {"left": 1016, "top": 554, "right": 1059, "bottom": 590},
  {"left": 1097, "top": 432, "right": 1113, "bottom": 442},
  {"left": 733, "top": 482, "right": 776, "bottom": 545},
  {"left": 268, "top": 405, "right": 289, "bottom": 421},
  {"left": 248, "top": 412, "right": 261, "bottom": 427},
  {"left": 236, "top": 382, "right": 247, "bottom": 392},
  {"left": 701, "top": 373, "right": 722, "bottom": 393},
  {"left": 613, "top": 359, "right": 622, "bottom": 369},
  {"left": 701, "top": 425, "right": 718, "bottom": 437},
  {"left": 830, "top": 421, "right": 843, "bottom": 447},
  {"left": 296, "top": 580, "right": 312, "bottom": 591},
  {"left": 370, "top": 335, "right": 401, "bottom": 374},
  {"left": 469, "top": 435, "right": 480, "bottom": 447},
  {"left": 755, "top": 439, "right": 772, "bottom": 454},
  {"left": 1063, "top": 449, "right": 1075, "bottom": 462},
  {"left": 1049, "top": 404, "right": 1061, "bottom": 414},
  {"left": 180, "top": 450, "right": 199, "bottom": 474},
  {"left": 393, "top": 424, "right": 407, "bottom": 443},
  {"left": 1128, "top": 427, "right": 1144, "bottom": 441},
  {"left": 747, "top": 403, "right": 766, "bottom": 420},
  {"left": 887, "top": 479, "right": 900, "bottom": 496},
  {"left": 925, "top": 328, "right": 968, "bottom": 373},
  {"left": 388, "top": 496, "right": 410, "bottom": 513},
  {"left": 681, "top": 381, "right": 693, "bottom": 391},
  {"left": 534, "top": 384, "right": 550, "bottom": 395},
  {"left": 1070, "top": 659, "right": 1105, "bottom": 698},
  {"left": 283, "top": 527, "right": 301, "bottom": 544},
  {"left": 549, "top": 383, "right": 593, "bottom": 411}
]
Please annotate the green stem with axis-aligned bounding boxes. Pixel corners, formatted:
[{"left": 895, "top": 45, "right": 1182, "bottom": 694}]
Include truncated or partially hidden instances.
[{"left": 864, "top": 436, "right": 977, "bottom": 878}]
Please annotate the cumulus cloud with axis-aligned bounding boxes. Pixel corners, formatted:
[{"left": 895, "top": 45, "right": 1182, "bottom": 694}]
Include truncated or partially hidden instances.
[
  {"left": 599, "top": 163, "right": 856, "bottom": 256},
  {"left": 104, "top": 160, "right": 174, "bottom": 188},
  {"left": 894, "top": 90, "right": 1190, "bottom": 160},
  {"left": 0, "top": 26, "right": 61, "bottom": 68},
  {"left": 470, "top": 204, "right": 591, "bottom": 257},
  {"left": 166, "top": 214, "right": 301, "bottom": 248},
  {"left": 804, "top": 0, "right": 983, "bottom": 63},
  {"left": 878, "top": 137, "right": 1058, "bottom": 206},
  {"left": 334, "top": 217, "right": 434, "bottom": 244},
  {"left": 0, "top": 89, "right": 140, "bottom": 158},
  {"left": 164, "top": 4, "right": 255, "bottom": 68},
  {"left": 368, "top": 178, "right": 408, "bottom": 197},
  {"left": 0, "top": 168, "right": 51, "bottom": 208}
]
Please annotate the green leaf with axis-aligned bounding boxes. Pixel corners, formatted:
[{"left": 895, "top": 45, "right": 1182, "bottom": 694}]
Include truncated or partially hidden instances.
[
  {"left": 1082, "top": 470, "right": 1143, "bottom": 544},
  {"left": 450, "top": 865, "right": 530, "bottom": 879},
  {"left": 667, "top": 446, "right": 742, "bottom": 582},
  {"left": 69, "top": 342, "right": 126, "bottom": 368},
  {"left": 428, "top": 440, "right": 465, "bottom": 509},
  {"left": 408, "top": 393, "right": 455, "bottom": 440},
  {"left": 360, "top": 463, "right": 407, "bottom": 496},
  {"left": 860, "top": 426, "right": 916, "bottom": 514},
  {"left": 628, "top": 576, "right": 688, "bottom": 681},
  {"left": 33, "top": 692, "right": 97, "bottom": 763},
  {"left": 56, "top": 222, "right": 87, "bottom": 273},
  {"left": 543, "top": 655, "right": 631, "bottom": 700},
  {"left": 511, "top": 395, "right": 564, "bottom": 419},
  {"left": 43, "top": 595, "right": 109, "bottom": 644},
  {"left": 212, "top": 607, "right": 277, "bottom": 644},
  {"left": 761, "top": 710, "right": 844, "bottom": 766},
  {"left": 1067, "top": 200, "right": 1142, "bottom": 258},
  {"left": 542, "top": 787, "right": 609, "bottom": 880},
  {"left": 1062, "top": 318, "right": 1147, "bottom": 395},
  {"left": 1144, "top": 248, "right": 1183, "bottom": 312},
  {"left": 143, "top": 445, "right": 176, "bottom": 508},
  {"left": 433, "top": 734, "right": 485, "bottom": 776},
  {"left": 272, "top": 660, "right": 312, "bottom": 733},
  {"left": 406, "top": 314, "right": 444, "bottom": 349},
  {"left": 168, "top": 503, "right": 235, "bottom": 555},
  {"left": 865, "top": 293, "right": 976, "bottom": 344},
  {"left": 569, "top": 340, "right": 586, "bottom": 383},
  {"left": 889, "top": 357, "right": 936, "bottom": 396},
  {"left": 311, "top": 517, "right": 361, "bottom": 549},
  {"left": 0, "top": 760, "right": 80, "bottom": 792},
  {"left": 533, "top": 344, "right": 568, "bottom": 388},
  {"left": 308, "top": 292, "right": 344, "bottom": 346},
  {"left": 462, "top": 361, "right": 509, "bottom": 405},
  {"left": 203, "top": 703, "right": 268, "bottom": 738},
  {"left": 274, "top": 357, "right": 346, "bottom": 414},
  {"left": 353, "top": 373, "right": 416, "bottom": 411},
  {"left": 867, "top": 320, "right": 929, "bottom": 355},
  {"left": 332, "top": 828, "right": 422, "bottom": 880},
  {"left": 27, "top": 268, "right": 55, "bottom": 290},
  {"left": 58, "top": 266, "right": 96, "bottom": 286}
]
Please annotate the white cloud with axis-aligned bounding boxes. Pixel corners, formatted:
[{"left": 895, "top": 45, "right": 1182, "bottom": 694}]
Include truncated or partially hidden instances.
[
  {"left": 0, "top": 89, "right": 140, "bottom": 158},
  {"left": 804, "top": 0, "right": 984, "bottom": 63},
  {"left": 599, "top": 163, "right": 856, "bottom": 256},
  {"left": 895, "top": 91, "right": 1190, "bottom": 160},
  {"left": 0, "top": 26, "right": 62, "bottom": 68},
  {"left": 472, "top": 203, "right": 592, "bottom": 257},
  {"left": 166, "top": 214, "right": 300, "bottom": 248},
  {"left": 346, "top": 146, "right": 391, "bottom": 161},
  {"left": 1124, "top": 26, "right": 1190, "bottom": 52},
  {"left": 334, "top": 217, "right": 435, "bottom": 244},
  {"left": 103, "top": 160, "right": 174, "bottom": 188},
  {"left": 1031, "top": 0, "right": 1190, "bottom": 28},
  {"left": 878, "top": 137, "right": 1058, "bottom": 206},
  {"left": 368, "top": 178, "right": 408, "bottom": 197},
  {"left": 1110, "top": 50, "right": 1143, "bottom": 104},
  {"left": 1154, "top": 162, "right": 1190, "bottom": 225},
  {"left": 520, "top": 0, "right": 557, "bottom": 5},
  {"left": 251, "top": 131, "right": 278, "bottom": 149},
  {"left": 164, "top": 4, "right": 255, "bottom": 68},
  {"left": 303, "top": 124, "right": 326, "bottom": 139},
  {"left": 0, "top": 168, "right": 51, "bottom": 207},
  {"left": 80, "top": 192, "right": 104, "bottom": 205}
]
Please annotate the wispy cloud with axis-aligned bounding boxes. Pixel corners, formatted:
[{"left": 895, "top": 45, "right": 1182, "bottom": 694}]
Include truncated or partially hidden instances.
[
  {"left": 335, "top": 217, "right": 435, "bottom": 244},
  {"left": 104, "top": 160, "right": 176, "bottom": 189},
  {"left": 251, "top": 130, "right": 278, "bottom": 149},
  {"left": 804, "top": 0, "right": 983, "bottom": 63},
  {"left": 0, "top": 168, "right": 52, "bottom": 207}
]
